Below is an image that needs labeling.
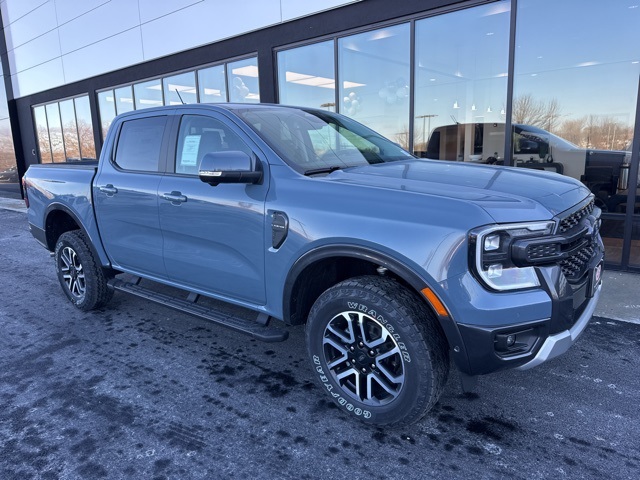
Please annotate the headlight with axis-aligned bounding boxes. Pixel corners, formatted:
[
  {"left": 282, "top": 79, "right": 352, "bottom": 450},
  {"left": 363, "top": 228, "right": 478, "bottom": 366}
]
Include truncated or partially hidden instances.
[{"left": 470, "top": 221, "right": 555, "bottom": 291}]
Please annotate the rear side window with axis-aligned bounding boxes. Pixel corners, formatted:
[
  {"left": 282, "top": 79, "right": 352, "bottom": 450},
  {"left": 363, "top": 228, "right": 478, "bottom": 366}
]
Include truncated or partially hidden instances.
[{"left": 114, "top": 116, "right": 167, "bottom": 172}]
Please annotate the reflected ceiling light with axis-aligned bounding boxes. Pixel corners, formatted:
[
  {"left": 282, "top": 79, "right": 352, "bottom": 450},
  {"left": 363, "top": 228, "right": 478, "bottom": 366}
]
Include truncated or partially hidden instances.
[
  {"left": 632, "top": 61, "right": 639, "bottom": 64},
  {"left": 487, "top": 106, "right": 492, "bottom": 113},
  {"left": 454, "top": 70, "right": 463, "bottom": 77},
  {"left": 576, "top": 61, "right": 599, "bottom": 67},
  {"left": 500, "top": 107, "right": 506, "bottom": 115},
  {"left": 495, "top": 72, "right": 508, "bottom": 78},
  {"left": 166, "top": 83, "right": 197, "bottom": 93},
  {"left": 147, "top": 84, "right": 163, "bottom": 90},
  {"left": 531, "top": 73, "right": 538, "bottom": 77},
  {"left": 629, "top": 5, "right": 638, "bottom": 8},
  {"left": 453, "top": 101, "right": 460, "bottom": 109},
  {"left": 231, "top": 65, "right": 259, "bottom": 77},
  {"left": 105, "top": 96, "right": 114, "bottom": 102},
  {"left": 139, "top": 99, "right": 163, "bottom": 105},
  {"left": 370, "top": 29, "right": 396, "bottom": 41},
  {"left": 486, "top": 32, "right": 494, "bottom": 36},
  {"left": 246, "top": 93, "right": 260, "bottom": 100},
  {"left": 203, "top": 88, "right": 222, "bottom": 96},
  {"left": 471, "top": 104, "right": 476, "bottom": 111},
  {"left": 286, "top": 71, "right": 335, "bottom": 89},
  {"left": 430, "top": 78, "right": 436, "bottom": 82},
  {"left": 119, "top": 97, "right": 133, "bottom": 103},
  {"left": 343, "top": 80, "right": 366, "bottom": 89}
]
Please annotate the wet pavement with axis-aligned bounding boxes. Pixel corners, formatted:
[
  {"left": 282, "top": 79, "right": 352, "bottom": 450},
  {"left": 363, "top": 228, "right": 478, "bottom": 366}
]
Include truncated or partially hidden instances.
[{"left": 1, "top": 208, "right": 639, "bottom": 479}]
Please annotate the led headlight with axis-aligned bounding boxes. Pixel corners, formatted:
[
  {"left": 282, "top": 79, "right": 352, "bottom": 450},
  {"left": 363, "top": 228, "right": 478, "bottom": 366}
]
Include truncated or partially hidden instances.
[{"left": 471, "top": 221, "right": 555, "bottom": 291}]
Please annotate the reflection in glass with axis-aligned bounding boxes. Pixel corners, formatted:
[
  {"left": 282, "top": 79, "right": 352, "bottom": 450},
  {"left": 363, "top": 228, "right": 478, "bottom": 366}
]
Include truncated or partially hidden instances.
[
  {"left": 163, "top": 71, "right": 197, "bottom": 105},
  {"left": 98, "top": 90, "right": 116, "bottom": 140},
  {"left": 198, "top": 64, "right": 226, "bottom": 103},
  {"left": 0, "top": 118, "right": 17, "bottom": 191},
  {"left": 75, "top": 96, "right": 96, "bottom": 159},
  {"left": 514, "top": 0, "right": 640, "bottom": 266},
  {"left": 45, "top": 103, "right": 66, "bottom": 163},
  {"left": 339, "top": 24, "right": 410, "bottom": 145},
  {"left": 278, "top": 41, "right": 335, "bottom": 109},
  {"left": 59, "top": 99, "right": 80, "bottom": 161},
  {"left": 414, "top": 3, "right": 510, "bottom": 159},
  {"left": 33, "top": 106, "right": 52, "bottom": 163},
  {"left": 134, "top": 79, "right": 163, "bottom": 109},
  {"left": 228, "top": 58, "right": 260, "bottom": 103},
  {"left": 115, "top": 85, "right": 134, "bottom": 115}
]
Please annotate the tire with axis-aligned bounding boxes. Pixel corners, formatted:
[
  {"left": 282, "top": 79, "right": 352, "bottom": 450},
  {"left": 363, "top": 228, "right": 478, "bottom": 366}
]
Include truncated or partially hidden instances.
[
  {"left": 306, "top": 275, "right": 449, "bottom": 427},
  {"left": 54, "top": 230, "right": 114, "bottom": 311}
]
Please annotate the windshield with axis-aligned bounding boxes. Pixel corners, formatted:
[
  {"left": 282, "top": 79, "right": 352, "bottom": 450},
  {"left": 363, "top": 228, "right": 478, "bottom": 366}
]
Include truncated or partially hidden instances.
[
  {"left": 235, "top": 107, "right": 414, "bottom": 174},
  {"left": 515, "top": 124, "right": 579, "bottom": 151}
]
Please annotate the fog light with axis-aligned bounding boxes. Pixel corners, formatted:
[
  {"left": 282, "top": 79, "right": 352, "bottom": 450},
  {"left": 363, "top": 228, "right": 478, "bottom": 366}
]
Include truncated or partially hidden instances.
[{"left": 506, "top": 334, "right": 516, "bottom": 347}]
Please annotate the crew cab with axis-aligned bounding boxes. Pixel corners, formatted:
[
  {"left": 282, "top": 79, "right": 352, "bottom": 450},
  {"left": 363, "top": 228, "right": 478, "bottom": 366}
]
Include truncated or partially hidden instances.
[{"left": 23, "top": 104, "right": 604, "bottom": 427}]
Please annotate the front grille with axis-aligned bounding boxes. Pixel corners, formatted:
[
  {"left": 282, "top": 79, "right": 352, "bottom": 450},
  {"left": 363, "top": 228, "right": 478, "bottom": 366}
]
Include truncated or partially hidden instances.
[
  {"left": 559, "top": 243, "right": 596, "bottom": 281},
  {"left": 558, "top": 199, "right": 594, "bottom": 234},
  {"left": 527, "top": 243, "right": 560, "bottom": 261}
]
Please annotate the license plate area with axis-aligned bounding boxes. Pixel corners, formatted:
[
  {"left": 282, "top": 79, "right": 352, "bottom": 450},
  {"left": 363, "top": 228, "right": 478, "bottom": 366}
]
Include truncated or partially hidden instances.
[{"left": 588, "top": 261, "right": 603, "bottom": 298}]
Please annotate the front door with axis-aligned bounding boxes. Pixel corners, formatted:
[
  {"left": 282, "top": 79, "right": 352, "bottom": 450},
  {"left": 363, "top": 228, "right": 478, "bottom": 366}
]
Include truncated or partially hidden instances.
[{"left": 158, "top": 112, "right": 268, "bottom": 304}]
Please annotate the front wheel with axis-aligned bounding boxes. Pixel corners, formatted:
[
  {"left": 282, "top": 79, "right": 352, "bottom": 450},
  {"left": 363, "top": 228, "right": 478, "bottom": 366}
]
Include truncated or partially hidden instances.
[
  {"left": 55, "top": 230, "right": 113, "bottom": 311},
  {"left": 306, "top": 276, "right": 449, "bottom": 427}
]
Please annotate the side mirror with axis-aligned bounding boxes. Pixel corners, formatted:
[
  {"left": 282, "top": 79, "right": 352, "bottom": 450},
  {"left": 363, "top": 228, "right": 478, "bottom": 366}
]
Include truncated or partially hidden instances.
[{"left": 198, "top": 151, "right": 263, "bottom": 186}]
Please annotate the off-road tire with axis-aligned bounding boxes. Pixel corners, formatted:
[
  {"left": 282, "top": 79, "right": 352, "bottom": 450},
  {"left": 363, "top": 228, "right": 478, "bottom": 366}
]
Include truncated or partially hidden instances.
[
  {"left": 54, "top": 230, "right": 114, "bottom": 311},
  {"left": 306, "top": 275, "right": 449, "bottom": 427}
]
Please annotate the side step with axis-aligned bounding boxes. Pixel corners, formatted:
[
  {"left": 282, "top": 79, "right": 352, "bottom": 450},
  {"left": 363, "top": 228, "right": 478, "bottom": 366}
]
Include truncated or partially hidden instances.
[{"left": 108, "top": 278, "right": 289, "bottom": 342}]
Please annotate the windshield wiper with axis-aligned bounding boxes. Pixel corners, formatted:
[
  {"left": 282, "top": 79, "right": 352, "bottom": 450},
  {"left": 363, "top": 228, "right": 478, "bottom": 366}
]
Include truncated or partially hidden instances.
[{"left": 303, "top": 165, "right": 344, "bottom": 176}]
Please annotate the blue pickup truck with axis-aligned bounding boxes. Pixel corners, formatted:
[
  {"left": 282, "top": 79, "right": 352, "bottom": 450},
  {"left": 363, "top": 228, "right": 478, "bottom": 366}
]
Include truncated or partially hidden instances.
[{"left": 23, "top": 104, "right": 604, "bottom": 427}]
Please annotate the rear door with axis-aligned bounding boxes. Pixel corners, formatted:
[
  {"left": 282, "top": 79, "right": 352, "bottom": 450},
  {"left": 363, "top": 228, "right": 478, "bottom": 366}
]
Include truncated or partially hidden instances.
[
  {"left": 94, "top": 112, "right": 172, "bottom": 279},
  {"left": 157, "top": 111, "right": 268, "bottom": 304}
]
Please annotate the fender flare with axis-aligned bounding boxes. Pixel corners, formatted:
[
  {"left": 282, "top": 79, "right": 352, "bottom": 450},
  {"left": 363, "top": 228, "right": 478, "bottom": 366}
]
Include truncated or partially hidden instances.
[
  {"left": 43, "top": 202, "right": 111, "bottom": 268},
  {"left": 282, "top": 243, "right": 470, "bottom": 372}
]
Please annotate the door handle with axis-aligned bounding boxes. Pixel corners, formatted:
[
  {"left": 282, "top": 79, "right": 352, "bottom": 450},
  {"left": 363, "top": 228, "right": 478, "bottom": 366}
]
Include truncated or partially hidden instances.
[
  {"left": 162, "top": 191, "right": 188, "bottom": 204},
  {"left": 99, "top": 184, "right": 118, "bottom": 195}
]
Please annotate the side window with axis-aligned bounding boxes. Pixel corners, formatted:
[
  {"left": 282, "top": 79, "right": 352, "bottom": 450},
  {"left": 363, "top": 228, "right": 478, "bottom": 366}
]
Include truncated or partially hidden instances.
[
  {"left": 114, "top": 116, "right": 167, "bottom": 172},
  {"left": 175, "top": 115, "right": 252, "bottom": 175}
]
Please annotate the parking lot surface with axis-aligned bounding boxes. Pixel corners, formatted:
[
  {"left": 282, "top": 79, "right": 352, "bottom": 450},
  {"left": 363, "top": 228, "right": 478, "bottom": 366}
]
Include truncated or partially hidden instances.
[{"left": 1, "top": 208, "right": 639, "bottom": 479}]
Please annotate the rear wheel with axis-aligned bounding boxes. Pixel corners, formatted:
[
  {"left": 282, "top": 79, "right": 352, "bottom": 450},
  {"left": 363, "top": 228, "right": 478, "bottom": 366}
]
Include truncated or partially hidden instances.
[
  {"left": 55, "top": 230, "right": 113, "bottom": 311},
  {"left": 306, "top": 275, "right": 449, "bottom": 427}
]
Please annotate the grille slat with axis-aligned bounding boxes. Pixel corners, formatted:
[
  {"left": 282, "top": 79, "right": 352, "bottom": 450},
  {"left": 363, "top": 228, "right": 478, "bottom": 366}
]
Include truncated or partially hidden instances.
[{"left": 558, "top": 199, "right": 594, "bottom": 234}]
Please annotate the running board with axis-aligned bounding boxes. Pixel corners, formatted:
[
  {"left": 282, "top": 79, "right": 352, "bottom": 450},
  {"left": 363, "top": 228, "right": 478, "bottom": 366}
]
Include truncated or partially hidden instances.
[{"left": 108, "top": 278, "right": 289, "bottom": 342}]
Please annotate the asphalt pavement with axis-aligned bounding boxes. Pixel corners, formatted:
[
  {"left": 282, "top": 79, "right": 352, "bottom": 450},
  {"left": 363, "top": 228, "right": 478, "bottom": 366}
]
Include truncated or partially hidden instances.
[{"left": 0, "top": 202, "right": 639, "bottom": 479}]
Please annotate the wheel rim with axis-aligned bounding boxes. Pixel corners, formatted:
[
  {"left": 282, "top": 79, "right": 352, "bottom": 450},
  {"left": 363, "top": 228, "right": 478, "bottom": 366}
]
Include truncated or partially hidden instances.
[
  {"left": 322, "top": 311, "right": 405, "bottom": 406},
  {"left": 59, "top": 246, "right": 86, "bottom": 300}
]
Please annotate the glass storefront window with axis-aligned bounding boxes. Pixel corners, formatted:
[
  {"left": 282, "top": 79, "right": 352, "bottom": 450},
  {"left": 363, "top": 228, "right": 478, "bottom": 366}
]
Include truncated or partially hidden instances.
[
  {"left": 514, "top": 0, "right": 640, "bottom": 267},
  {"left": 45, "top": 103, "right": 66, "bottom": 163},
  {"left": 198, "top": 65, "right": 227, "bottom": 103},
  {"left": 33, "top": 105, "right": 52, "bottom": 163},
  {"left": 74, "top": 96, "right": 96, "bottom": 160},
  {"left": 278, "top": 41, "right": 335, "bottom": 109},
  {"left": 59, "top": 99, "right": 80, "bottom": 161},
  {"left": 338, "top": 24, "right": 410, "bottom": 146},
  {"left": 98, "top": 90, "right": 116, "bottom": 140},
  {"left": 115, "top": 85, "right": 134, "bottom": 115},
  {"left": 228, "top": 58, "right": 260, "bottom": 103},
  {"left": 134, "top": 79, "right": 163, "bottom": 109},
  {"left": 163, "top": 71, "right": 197, "bottom": 105},
  {"left": 414, "top": 2, "right": 510, "bottom": 160}
]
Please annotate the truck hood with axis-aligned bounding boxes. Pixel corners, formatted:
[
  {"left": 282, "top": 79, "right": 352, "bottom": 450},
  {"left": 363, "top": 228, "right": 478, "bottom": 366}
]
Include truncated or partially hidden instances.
[{"left": 325, "top": 159, "right": 591, "bottom": 223}]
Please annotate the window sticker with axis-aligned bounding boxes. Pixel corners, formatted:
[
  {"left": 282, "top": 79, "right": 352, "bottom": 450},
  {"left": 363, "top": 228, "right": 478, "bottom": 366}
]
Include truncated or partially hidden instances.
[{"left": 181, "top": 135, "right": 201, "bottom": 166}]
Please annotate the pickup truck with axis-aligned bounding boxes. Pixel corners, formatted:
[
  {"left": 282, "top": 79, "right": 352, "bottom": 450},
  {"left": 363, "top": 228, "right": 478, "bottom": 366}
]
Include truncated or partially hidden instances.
[{"left": 23, "top": 104, "right": 604, "bottom": 427}]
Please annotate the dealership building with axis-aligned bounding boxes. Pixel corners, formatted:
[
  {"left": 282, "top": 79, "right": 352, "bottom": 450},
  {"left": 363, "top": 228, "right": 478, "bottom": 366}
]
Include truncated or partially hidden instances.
[{"left": 0, "top": 0, "right": 638, "bottom": 271}]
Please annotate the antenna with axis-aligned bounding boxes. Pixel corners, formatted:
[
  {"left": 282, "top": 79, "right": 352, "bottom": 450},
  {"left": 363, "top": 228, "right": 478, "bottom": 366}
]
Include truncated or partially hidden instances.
[{"left": 175, "top": 89, "right": 185, "bottom": 105}]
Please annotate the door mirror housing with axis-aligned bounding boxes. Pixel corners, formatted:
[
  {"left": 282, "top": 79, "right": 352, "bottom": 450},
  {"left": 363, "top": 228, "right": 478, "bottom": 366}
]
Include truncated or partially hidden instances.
[{"left": 198, "top": 151, "right": 263, "bottom": 186}]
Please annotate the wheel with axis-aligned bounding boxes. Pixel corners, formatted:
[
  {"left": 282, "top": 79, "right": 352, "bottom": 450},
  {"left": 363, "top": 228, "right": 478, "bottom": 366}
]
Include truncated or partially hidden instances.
[
  {"left": 54, "top": 230, "right": 114, "bottom": 311},
  {"left": 306, "top": 275, "right": 449, "bottom": 427}
]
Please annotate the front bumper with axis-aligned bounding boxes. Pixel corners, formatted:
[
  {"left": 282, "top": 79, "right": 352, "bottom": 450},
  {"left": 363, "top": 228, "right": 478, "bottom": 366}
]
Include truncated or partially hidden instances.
[{"left": 516, "top": 282, "right": 601, "bottom": 370}]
